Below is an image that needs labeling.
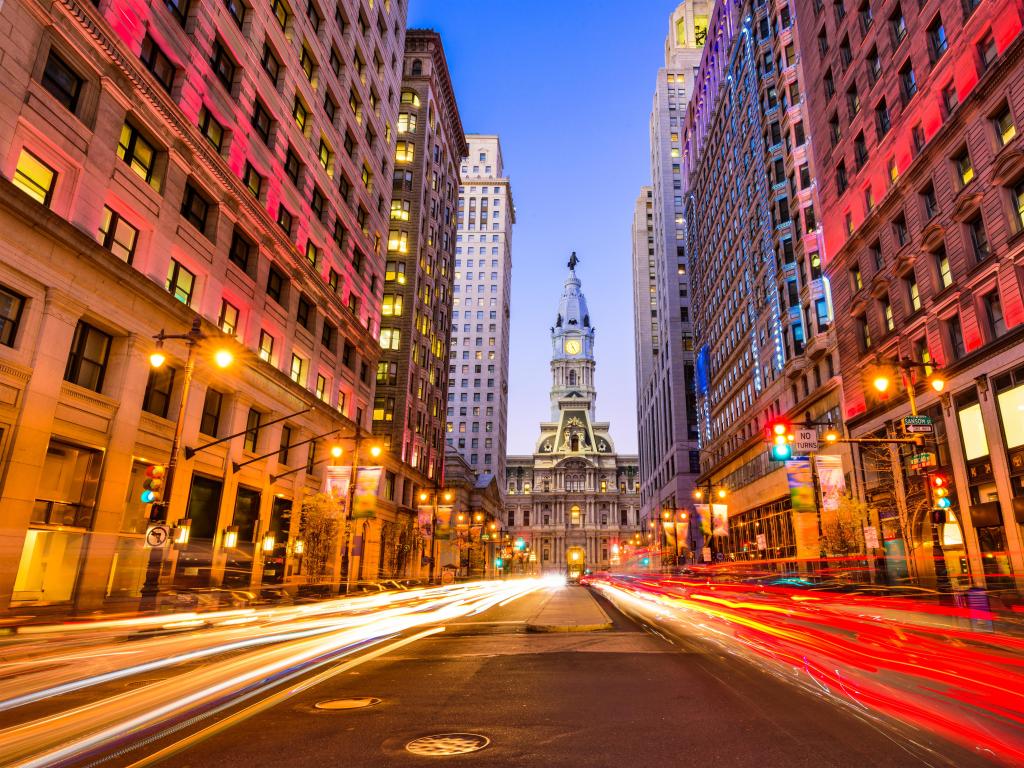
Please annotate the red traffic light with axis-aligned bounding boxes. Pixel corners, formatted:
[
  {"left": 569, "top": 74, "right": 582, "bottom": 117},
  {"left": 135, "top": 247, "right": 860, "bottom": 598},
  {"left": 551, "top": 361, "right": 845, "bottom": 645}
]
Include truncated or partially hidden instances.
[{"left": 146, "top": 464, "right": 166, "bottom": 479}]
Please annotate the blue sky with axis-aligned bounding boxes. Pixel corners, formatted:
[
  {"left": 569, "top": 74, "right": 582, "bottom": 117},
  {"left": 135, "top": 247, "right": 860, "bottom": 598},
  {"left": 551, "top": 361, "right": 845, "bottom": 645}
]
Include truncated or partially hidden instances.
[{"left": 408, "top": 1, "right": 675, "bottom": 454}]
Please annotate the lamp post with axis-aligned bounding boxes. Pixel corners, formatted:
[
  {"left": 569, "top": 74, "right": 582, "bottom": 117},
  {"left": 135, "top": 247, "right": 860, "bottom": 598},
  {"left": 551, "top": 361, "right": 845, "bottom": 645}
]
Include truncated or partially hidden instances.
[
  {"left": 344, "top": 431, "right": 382, "bottom": 591},
  {"left": 420, "top": 486, "right": 453, "bottom": 584},
  {"left": 139, "top": 318, "right": 233, "bottom": 612},
  {"left": 872, "top": 357, "right": 949, "bottom": 591}
]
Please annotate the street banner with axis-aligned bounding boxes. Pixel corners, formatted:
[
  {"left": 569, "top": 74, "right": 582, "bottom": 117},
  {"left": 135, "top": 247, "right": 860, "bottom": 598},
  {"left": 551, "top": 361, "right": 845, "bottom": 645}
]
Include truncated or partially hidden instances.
[
  {"left": 816, "top": 455, "right": 845, "bottom": 512},
  {"left": 702, "top": 546, "right": 712, "bottom": 563},
  {"left": 351, "top": 466, "right": 382, "bottom": 519},
  {"left": 943, "top": 512, "right": 964, "bottom": 547},
  {"left": 470, "top": 524, "right": 483, "bottom": 541},
  {"left": 435, "top": 505, "right": 453, "bottom": 540},
  {"left": 324, "top": 465, "right": 350, "bottom": 499},
  {"left": 664, "top": 521, "right": 677, "bottom": 552},
  {"left": 695, "top": 504, "right": 711, "bottom": 536},
  {"left": 863, "top": 525, "right": 880, "bottom": 549},
  {"left": 756, "top": 533, "right": 767, "bottom": 551},
  {"left": 675, "top": 522, "right": 689, "bottom": 554},
  {"left": 786, "top": 459, "right": 816, "bottom": 513},
  {"left": 417, "top": 504, "right": 433, "bottom": 538},
  {"left": 711, "top": 503, "right": 729, "bottom": 537}
]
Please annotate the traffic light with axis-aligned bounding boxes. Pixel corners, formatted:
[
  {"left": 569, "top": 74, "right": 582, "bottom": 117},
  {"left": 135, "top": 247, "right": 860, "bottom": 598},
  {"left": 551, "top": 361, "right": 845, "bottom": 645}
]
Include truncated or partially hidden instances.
[
  {"left": 931, "top": 474, "right": 952, "bottom": 524},
  {"left": 495, "top": 557, "right": 504, "bottom": 569},
  {"left": 140, "top": 464, "right": 166, "bottom": 505},
  {"left": 768, "top": 420, "right": 793, "bottom": 461}
]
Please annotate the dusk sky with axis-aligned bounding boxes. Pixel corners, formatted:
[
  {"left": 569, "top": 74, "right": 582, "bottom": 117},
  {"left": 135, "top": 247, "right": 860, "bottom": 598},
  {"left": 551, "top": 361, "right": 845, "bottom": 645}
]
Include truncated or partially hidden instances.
[{"left": 407, "top": 0, "right": 677, "bottom": 455}]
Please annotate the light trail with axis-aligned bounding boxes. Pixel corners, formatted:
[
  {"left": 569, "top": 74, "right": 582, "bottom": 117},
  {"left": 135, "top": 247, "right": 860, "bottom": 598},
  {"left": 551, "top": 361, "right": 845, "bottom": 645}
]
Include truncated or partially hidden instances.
[
  {"left": 0, "top": 579, "right": 543, "bottom": 768},
  {"left": 588, "top": 573, "right": 1024, "bottom": 766}
]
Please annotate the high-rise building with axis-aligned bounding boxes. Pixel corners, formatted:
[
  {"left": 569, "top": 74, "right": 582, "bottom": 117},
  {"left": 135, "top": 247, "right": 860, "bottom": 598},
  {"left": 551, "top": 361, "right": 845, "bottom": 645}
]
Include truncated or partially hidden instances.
[
  {"left": 504, "top": 257, "right": 641, "bottom": 573},
  {"left": 795, "top": 0, "right": 1024, "bottom": 588},
  {"left": 0, "top": 0, "right": 410, "bottom": 611},
  {"left": 449, "top": 135, "right": 515, "bottom": 482},
  {"left": 374, "top": 30, "right": 466, "bottom": 517},
  {"left": 633, "top": 2, "right": 708, "bottom": 558},
  {"left": 683, "top": 0, "right": 850, "bottom": 563}
]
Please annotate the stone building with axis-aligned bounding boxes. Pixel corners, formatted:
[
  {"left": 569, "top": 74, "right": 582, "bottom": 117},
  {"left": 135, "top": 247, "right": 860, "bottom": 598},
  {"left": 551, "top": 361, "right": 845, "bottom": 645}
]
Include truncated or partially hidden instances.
[
  {"left": 0, "top": 0, "right": 412, "bottom": 612},
  {"left": 448, "top": 134, "right": 515, "bottom": 482},
  {"left": 504, "top": 257, "right": 641, "bottom": 573},
  {"left": 796, "top": 0, "right": 1024, "bottom": 588},
  {"left": 372, "top": 30, "right": 465, "bottom": 539}
]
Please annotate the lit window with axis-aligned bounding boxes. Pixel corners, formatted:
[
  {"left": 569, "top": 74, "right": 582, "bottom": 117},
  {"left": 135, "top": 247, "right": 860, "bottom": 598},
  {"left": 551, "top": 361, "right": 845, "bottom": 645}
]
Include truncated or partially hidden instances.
[
  {"left": 13, "top": 148, "right": 57, "bottom": 206},
  {"left": 954, "top": 148, "right": 974, "bottom": 186},
  {"left": 258, "top": 330, "right": 274, "bottom": 362},
  {"left": 0, "top": 286, "right": 26, "bottom": 348},
  {"left": 387, "top": 230, "right": 408, "bottom": 253},
  {"left": 198, "top": 106, "right": 224, "bottom": 151},
  {"left": 400, "top": 89, "right": 420, "bottom": 107},
  {"left": 219, "top": 299, "right": 239, "bottom": 335},
  {"left": 289, "top": 352, "right": 306, "bottom": 384},
  {"left": 1014, "top": 181, "right": 1024, "bottom": 230},
  {"left": 117, "top": 123, "right": 160, "bottom": 189},
  {"left": 397, "top": 112, "right": 416, "bottom": 133},
  {"left": 395, "top": 140, "right": 414, "bottom": 163},
  {"left": 390, "top": 200, "right": 410, "bottom": 220},
  {"left": 97, "top": 206, "right": 139, "bottom": 263},
  {"left": 381, "top": 293, "right": 403, "bottom": 316},
  {"left": 379, "top": 327, "right": 401, "bottom": 350},
  {"left": 166, "top": 259, "right": 195, "bottom": 306},
  {"left": 995, "top": 105, "right": 1017, "bottom": 146},
  {"left": 271, "top": 0, "right": 289, "bottom": 29}
]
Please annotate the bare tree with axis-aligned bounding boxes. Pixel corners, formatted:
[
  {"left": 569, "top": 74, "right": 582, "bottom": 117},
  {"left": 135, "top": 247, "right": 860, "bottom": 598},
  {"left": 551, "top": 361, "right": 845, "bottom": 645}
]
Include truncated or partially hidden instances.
[
  {"left": 300, "top": 492, "right": 342, "bottom": 584},
  {"left": 820, "top": 493, "right": 867, "bottom": 557}
]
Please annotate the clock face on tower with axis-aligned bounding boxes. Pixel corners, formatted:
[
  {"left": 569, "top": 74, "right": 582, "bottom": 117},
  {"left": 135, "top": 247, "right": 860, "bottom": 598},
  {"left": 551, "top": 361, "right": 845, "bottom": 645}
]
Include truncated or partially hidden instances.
[{"left": 564, "top": 338, "right": 581, "bottom": 355}]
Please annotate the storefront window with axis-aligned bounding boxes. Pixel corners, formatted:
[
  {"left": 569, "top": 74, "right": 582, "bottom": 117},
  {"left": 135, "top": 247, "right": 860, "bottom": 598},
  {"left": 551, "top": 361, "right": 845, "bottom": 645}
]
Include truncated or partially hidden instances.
[
  {"left": 997, "top": 381, "right": 1024, "bottom": 449},
  {"left": 957, "top": 402, "right": 989, "bottom": 461},
  {"left": 32, "top": 439, "right": 102, "bottom": 527},
  {"left": 105, "top": 537, "right": 148, "bottom": 599},
  {"left": 13, "top": 529, "right": 85, "bottom": 603}
]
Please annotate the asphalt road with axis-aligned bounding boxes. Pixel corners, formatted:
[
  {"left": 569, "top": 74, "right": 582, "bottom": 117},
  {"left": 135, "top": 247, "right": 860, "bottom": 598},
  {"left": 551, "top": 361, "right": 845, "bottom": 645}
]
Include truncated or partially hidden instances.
[{"left": 115, "top": 586, "right": 994, "bottom": 768}]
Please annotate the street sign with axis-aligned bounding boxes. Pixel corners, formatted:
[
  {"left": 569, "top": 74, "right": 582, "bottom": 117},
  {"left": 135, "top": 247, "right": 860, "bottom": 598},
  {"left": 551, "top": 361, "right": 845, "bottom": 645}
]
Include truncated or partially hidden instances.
[
  {"left": 910, "top": 452, "right": 937, "bottom": 470},
  {"left": 863, "top": 525, "right": 880, "bottom": 549},
  {"left": 795, "top": 428, "right": 819, "bottom": 453},
  {"left": 903, "top": 415, "right": 934, "bottom": 434},
  {"left": 145, "top": 523, "right": 170, "bottom": 548}
]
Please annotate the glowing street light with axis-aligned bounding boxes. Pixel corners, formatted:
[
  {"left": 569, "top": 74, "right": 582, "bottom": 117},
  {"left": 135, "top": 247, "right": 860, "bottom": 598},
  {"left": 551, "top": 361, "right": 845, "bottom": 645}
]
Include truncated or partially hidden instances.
[
  {"left": 873, "top": 375, "right": 891, "bottom": 393},
  {"left": 149, "top": 348, "right": 166, "bottom": 368},
  {"left": 369, "top": 445, "right": 382, "bottom": 458},
  {"left": 213, "top": 349, "right": 233, "bottom": 368},
  {"left": 330, "top": 445, "right": 343, "bottom": 459}
]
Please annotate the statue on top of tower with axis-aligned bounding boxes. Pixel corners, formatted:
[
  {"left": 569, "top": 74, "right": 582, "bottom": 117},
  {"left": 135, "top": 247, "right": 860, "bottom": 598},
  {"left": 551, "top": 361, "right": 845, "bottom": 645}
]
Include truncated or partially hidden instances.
[{"left": 567, "top": 251, "right": 579, "bottom": 270}]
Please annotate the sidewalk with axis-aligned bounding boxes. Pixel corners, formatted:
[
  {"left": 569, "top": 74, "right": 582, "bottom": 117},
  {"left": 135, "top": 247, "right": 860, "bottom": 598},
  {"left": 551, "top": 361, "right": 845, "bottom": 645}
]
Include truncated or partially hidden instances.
[{"left": 526, "top": 586, "right": 613, "bottom": 632}]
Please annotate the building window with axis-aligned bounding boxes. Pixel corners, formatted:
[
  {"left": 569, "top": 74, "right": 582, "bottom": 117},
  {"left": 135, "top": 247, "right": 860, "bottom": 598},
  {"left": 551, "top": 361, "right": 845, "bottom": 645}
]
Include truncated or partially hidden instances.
[
  {"left": 180, "top": 182, "right": 210, "bottom": 232},
  {"left": 906, "top": 275, "right": 921, "bottom": 313},
  {"left": 242, "top": 163, "right": 262, "bottom": 198},
  {"left": 857, "top": 315, "right": 872, "bottom": 351},
  {"left": 954, "top": 148, "right": 974, "bottom": 186},
  {"left": 198, "top": 106, "right": 224, "bottom": 151},
  {"left": 0, "top": 286, "right": 26, "bottom": 347},
  {"left": 889, "top": 5, "right": 907, "bottom": 46},
  {"left": 936, "top": 248, "right": 953, "bottom": 289},
  {"left": 321, "top": 321, "right": 336, "bottom": 352},
  {"left": 140, "top": 35, "right": 175, "bottom": 93},
  {"left": 928, "top": 16, "right": 948, "bottom": 61},
  {"left": 41, "top": 50, "right": 84, "bottom": 113},
  {"left": 395, "top": 140, "right": 414, "bottom": 162},
  {"left": 379, "top": 327, "right": 400, "bottom": 350},
  {"left": 13, "top": 149, "right": 57, "bottom": 206},
  {"left": 978, "top": 32, "right": 998, "bottom": 70},
  {"left": 219, "top": 299, "right": 239, "bottom": 335},
  {"left": 210, "top": 39, "right": 237, "bottom": 91},
  {"left": 983, "top": 290, "right": 1007, "bottom": 338},
  {"left": 224, "top": 0, "right": 246, "bottom": 27},
  {"left": 1014, "top": 180, "right": 1024, "bottom": 231},
  {"left": 377, "top": 361, "right": 397, "bottom": 385},
  {"left": 276, "top": 205, "right": 294, "bottom": 236},
  {"left": 200, "top": 387, "right": 223, "bottom": 436},
  {"left": 893, "top": 214, "right": 909, "bottom": 246},
  {"left": 882, "top": 299, "right": 895, "bottom": 332},
  {"left": 390, "top": 200, "right": 410, "bottom": 221},
  {"left": 296, "top": 295, "right": 313, "bottom": 331},
  {"left": 64, "top": 321, "right": 112, "bottom": 392},
  {"left": 251, "top": 99, "right": 272, "bottom": 144},
  {"left": 142, "top": 365, "right": 176, "bottom": 418},
  {"left": 968, "top": 215, "right": 990, "bottom": 262},
  {"left": 942, "top": 82, "right": 958, "bottom": 116},
  {"left": 850, "top": 264, "right": 863, "bottom": 291},
  {"left": 995, "top": 105, "right": 1017, "bottom": 146},
  {"left": 946, "top": 314, "right": 965, "bottom": 358},
  {"left": 229, "top": 230, "right": 254, "bottom": 276},
  {"left": 118, "top": 123, "right": 160, "bottom": 189},
  {"left": 243, "top": 408, "right": 261, "bottom": 452},
  {"left": 373, "top": 394, "right": 395, "bottom": 421},
  {"left": 381, "top": 293, "right": 403, "bottom": 316},
  {"left": 166, "top": 259, "right": 195, "bottom": 305},
  {"left": 271, "top": 0, "right": 289, "bottom": 28},
  {"left": 258, "top": 329, "right": 274, "bottom": 362},
  {"left": 278, "top": 425, "right": 292, "bottom": 465},
  {"left": 921, "top": 183, "right": 938, "bottom": 219},
  {"left": 97, "top": 206, "right": 138, "bottom": 263},
  {"left": 899, "top": 60, "right": 917, "bottom": 103},
  {"left": 293, "top": 96, "right": 310, "bottom": 134},
  {"left": 289, "top": 353, "right": 305, "bottom": 384}
]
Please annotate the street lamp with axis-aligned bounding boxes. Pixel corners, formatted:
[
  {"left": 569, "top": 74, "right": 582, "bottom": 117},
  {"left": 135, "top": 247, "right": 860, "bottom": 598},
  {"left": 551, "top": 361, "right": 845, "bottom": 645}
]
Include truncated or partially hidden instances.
[
  {"left": 344, "top": 431, "right": 385, "bottom": 590},
  {"left": 139, "top": 318, "right": 234, "bottom": 612},
  {"left": 421, "top": 486, "right": 453, "bottom": 583}
]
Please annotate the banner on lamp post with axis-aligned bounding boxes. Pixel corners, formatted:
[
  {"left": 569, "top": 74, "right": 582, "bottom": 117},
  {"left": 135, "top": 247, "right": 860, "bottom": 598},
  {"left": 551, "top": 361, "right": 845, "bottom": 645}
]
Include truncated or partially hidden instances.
[
  {"left": 435, "top": 505, "right": 453, "bottom": 540},
  {"left": 711, "top": 504, "right": 729, "bottom": 537},
  {"left": 324, "top": 465, "right": 351, "bottom": 499},
  {"left": 695, "top": 504, "right": 711, "bottom": 537},
  {"left": 674, "top": 522, "right": 689, "bottom": 555},
  {"left": 815, "top": 455, "right": 845, "bottom": 512},
  {"left": 786, "top": 459, "right": 816, "bottom": 513},
  {"left": 664, "top": 520, "right": 677, "bottom": 552},
  {"left": 351, "top": 466, "right": 382, "bottom": 519},
  {"left": 417, "top": 504, "right": 433, "bottom": 538}
]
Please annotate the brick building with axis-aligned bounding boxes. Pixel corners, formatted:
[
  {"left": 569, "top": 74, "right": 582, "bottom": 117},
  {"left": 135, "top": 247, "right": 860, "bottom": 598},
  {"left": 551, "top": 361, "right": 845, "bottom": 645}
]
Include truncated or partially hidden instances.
[{"left": 796, "top": 0, "right": 1024, "bottom": 587}]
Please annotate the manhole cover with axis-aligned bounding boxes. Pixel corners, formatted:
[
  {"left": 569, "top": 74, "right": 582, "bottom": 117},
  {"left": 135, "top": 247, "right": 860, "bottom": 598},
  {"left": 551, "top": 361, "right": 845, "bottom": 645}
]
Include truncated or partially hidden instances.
[
  {"left": 405, "top": 733, "right": 490, "bottom": 756},
  {"left": 313, "top": 697, "right": 381, "bottom": 710}
]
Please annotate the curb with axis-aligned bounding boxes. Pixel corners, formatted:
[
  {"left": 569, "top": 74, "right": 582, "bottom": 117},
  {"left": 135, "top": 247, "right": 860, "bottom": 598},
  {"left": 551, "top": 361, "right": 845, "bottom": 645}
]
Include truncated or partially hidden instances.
[{"left": 525, "top": 621, "right": 613, "bottom": 633}]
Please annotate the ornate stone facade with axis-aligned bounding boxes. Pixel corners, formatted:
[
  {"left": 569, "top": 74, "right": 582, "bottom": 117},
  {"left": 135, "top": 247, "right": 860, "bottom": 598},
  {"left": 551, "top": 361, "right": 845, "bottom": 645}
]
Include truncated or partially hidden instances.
[{"left": 504, "top": 258, "right": 641, "bottom": 573}]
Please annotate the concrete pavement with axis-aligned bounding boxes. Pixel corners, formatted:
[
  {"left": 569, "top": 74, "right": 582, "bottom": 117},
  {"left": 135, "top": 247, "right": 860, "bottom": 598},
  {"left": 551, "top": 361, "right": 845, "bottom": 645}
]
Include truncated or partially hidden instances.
[{"left": 525, "top": 585, "right": 612, "bottom": 632}]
